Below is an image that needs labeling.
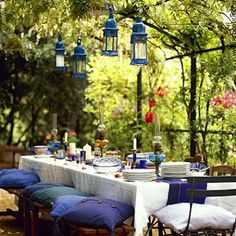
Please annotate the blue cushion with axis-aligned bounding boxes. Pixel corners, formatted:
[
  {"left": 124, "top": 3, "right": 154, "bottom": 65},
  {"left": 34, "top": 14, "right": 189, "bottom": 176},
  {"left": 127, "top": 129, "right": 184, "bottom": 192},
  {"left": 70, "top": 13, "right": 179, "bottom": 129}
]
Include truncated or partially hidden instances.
[
  {"left": 0, "top": 168, "right": 19, "bottom": 177},
  {"left": 30, "top": 186, "right": 91, "bottom": 208},
  {"left": 50, "top": 195, "right": 87, "bottom": 219},
  {"left": 21, "top": 182, "right": 66, "bottom": 198},
  {"left": 0, "top": 168, "right": 40, "bottom": 188},
  {"left": 60, "top": 197, "right": 134, "bottom": 233}
]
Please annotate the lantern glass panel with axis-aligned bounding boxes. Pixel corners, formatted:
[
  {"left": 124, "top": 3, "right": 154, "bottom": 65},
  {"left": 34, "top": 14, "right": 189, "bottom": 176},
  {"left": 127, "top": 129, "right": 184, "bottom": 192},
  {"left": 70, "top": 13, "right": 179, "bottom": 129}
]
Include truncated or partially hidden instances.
[
  {"left": 103, "top": 37, "right": 106, "bottom": 51},
  {"left": 56, "top": 54, "right": 65, "bottom": 67},
  {"left": 80, "top": 61, "right": 86, "bottom": 73},
  {"left": 135, "top": 42, "right": 146, "bottom": 59},
  {"left": 108, "top": 36, "right": 115, "bottom": 51},
  {"left": 131, "top": 43, "right": 134, "bottom": 59},
  {"left": 103, "top": 36, "right": 117, "bottom": 51},
  {"left": 74, "top": 60, "right": 86, "bottom": 74}
]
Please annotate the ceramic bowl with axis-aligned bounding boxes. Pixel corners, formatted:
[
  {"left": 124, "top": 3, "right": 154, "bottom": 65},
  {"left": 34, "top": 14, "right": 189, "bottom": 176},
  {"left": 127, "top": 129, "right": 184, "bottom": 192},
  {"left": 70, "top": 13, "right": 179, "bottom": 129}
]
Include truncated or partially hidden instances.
[
  {"left": 93, "top": 157, "right": 122, "bottom": 167},
  {"left": 34, "top": 145, "right": 48, "bottom": 155},
  {"left": 93, "top": 165, "right": 121, "bottom": 173}
]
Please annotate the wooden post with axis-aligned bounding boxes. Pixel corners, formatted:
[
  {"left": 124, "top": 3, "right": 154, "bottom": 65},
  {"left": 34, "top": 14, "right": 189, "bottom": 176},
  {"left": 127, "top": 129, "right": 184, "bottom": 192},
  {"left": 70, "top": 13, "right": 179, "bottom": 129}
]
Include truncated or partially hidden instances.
[
  {"left": 190, "top": 53, "right": 197, "bottom": 157},
  {"left": 137, "top": 67, "right": 142, "bottom": 149}
]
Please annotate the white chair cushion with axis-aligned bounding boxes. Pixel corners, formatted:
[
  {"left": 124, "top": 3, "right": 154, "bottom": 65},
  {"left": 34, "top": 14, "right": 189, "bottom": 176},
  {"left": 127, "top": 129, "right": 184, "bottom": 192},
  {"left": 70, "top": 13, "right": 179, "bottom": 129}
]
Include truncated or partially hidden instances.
[{"left": 154, "top": 202, "right": 236, "bottom": 234}]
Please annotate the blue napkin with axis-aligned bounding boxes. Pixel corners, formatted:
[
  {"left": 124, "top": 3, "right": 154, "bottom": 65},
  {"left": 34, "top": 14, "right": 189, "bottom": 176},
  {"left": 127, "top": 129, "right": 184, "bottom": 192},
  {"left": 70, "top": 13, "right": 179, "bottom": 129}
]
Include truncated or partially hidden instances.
[{"left": 159, "top": 178, "right": 207, "bottom": 205}]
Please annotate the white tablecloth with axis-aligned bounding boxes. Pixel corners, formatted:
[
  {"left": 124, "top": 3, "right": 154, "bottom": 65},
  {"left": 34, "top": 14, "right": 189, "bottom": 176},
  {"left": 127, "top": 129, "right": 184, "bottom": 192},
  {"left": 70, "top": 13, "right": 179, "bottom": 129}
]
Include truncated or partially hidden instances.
[{"left": 19, "top": 156, "right": 236, "bottom": 236}]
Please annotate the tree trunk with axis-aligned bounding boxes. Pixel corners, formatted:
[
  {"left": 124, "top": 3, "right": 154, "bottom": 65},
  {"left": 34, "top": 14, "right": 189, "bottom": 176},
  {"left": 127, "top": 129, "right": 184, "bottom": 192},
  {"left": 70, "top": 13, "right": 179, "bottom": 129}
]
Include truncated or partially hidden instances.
[
  {"left": 189, "top": 53, "right": 197, "bottom": 157},
  {"left": 7, "top": 108, "right": 15, "bottom": 145}
]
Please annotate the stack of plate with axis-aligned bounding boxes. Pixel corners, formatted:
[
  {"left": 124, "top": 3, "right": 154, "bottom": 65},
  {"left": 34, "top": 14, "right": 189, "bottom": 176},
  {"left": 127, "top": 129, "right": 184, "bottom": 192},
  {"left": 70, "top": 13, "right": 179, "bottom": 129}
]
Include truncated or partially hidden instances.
[
  {"left": 93, "top": 157, "right": 122, "bottom": 173},
  {"left": 126, "top": 152, "right": 153, "bottom": 165},
  {"left": 122, "top": 169, "right": 156, "bottom": 182},
  {"left": 160, "top": 162, "right": 190, "bottom": 177}
]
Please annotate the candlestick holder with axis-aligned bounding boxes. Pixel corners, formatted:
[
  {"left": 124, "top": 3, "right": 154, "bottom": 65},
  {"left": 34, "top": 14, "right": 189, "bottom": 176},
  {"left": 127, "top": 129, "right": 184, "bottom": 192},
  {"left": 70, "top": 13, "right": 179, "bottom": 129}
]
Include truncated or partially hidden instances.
[
  {"left": 51, "top": 128, "right": 58, "bottom": 141},
  {"left": 64, "top": 141, "right": 68, "bottom": 158},
  {"left": 48, "top": 128, "right": 61, "bottom": 154},
  {"left": 131, "top": 149, "right": 137, "bottom": 169},
  {"left": 95, "top": 123, "right": 109, "bottom": 157},
  {"left": 149, "top": 135, "right": 166, "bottom": 176}
]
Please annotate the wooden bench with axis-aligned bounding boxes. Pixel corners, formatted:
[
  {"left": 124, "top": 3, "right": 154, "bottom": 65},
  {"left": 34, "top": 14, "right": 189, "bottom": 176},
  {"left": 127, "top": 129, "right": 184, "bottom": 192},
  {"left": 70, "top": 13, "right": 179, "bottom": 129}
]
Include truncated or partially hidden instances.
[
  {"left": 22, "top": 199, "right": 135, "bottom": 236},
  {"left": 61, "top": 223, "right": 135, "bottom": 236}
]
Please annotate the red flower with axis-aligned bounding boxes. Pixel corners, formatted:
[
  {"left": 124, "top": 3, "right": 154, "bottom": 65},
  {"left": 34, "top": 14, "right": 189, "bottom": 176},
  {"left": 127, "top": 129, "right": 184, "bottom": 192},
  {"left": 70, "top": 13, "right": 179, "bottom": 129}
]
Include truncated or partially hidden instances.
[
  {"left": 212, "top": 92, "right": 236, "bottom": 109},
  {"left": 223, "top": 92, "right": 236, "bottom": 109},
  {"left": 212, "top": 96, "right": 222, "bottom": 106},
  {"left": 149, "top": 98, "right": 156, "bottom": 107},
  {"left": 145, "top": 111, "right": 155, "bottom": 123},
  {"left": 156, "top": 86, "right": 168, "bottom": 97},
  {"left": 68, "top": 130, "right": 77, "bottom": 137}
]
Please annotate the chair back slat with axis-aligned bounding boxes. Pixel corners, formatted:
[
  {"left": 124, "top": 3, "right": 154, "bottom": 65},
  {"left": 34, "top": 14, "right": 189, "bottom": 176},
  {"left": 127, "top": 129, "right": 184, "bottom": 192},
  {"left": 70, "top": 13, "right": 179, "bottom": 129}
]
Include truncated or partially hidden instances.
[
  {"left": 209, "top": 165, "right": 236, "bottom": 176},
  {"left": 189, "top": 188, "right": 236, "bottom": 198},
  {"left": 187, "top": 176, "right": 236, "bottom": 199},
  {"left": 188, "top": 176, "right": 236, "bottom": 184},
  {"left": 184, "top": 175, "right": 236, "bottom": 234}
]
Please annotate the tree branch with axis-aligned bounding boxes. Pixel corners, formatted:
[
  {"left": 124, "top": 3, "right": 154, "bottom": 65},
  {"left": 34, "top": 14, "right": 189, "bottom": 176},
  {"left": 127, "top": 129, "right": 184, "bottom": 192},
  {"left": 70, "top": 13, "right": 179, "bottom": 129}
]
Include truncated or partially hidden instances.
[{"left": 166, "top": 43, "right": 236, "bottom": 60}]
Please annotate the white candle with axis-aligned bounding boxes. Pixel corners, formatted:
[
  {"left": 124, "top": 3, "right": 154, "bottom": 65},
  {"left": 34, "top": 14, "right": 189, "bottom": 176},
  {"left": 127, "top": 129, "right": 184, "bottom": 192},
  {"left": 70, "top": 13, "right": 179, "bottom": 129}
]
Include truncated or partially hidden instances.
[
  {"left": 133, "top": 138, "right": 137, "bottom": 150},
  {"left": 69, "top": 143, "right": 76, "bottom": 155},
  {"left": 83, "top": 144, "right": 92, "bottom": 160},
  {"left": 64, "top": 132, "right": 68, "bottom": 143},
  {"left": 52, "top": 113, "right": 57, "bottom": 129}
]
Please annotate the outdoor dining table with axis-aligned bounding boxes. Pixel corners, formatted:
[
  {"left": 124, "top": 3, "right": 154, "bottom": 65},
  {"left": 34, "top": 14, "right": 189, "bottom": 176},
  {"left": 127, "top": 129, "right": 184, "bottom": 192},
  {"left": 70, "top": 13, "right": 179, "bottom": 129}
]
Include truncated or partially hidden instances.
[{"left": 19, "top": 155, "right": 236, "bottom": 236}]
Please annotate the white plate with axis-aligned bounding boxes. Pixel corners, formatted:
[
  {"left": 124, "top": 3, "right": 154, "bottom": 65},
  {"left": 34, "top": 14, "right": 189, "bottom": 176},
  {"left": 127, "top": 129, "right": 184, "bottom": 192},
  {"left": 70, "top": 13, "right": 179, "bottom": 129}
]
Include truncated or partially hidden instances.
[
  {"left": 123, "top": 172, "right": 156, "bottom": 177},
  {"left": 160, "top": 162, "right": 190, "bottom": 166},
  {"left": 189, "top": 171, "right": 206, "bottom": 176},
  {"left": 34, "top": 154, "right": 52, "bottom": 158},
  {"left": 123, "top": 176, "right": 157, "bottom": 182},
  {"left": 122, "top": 169, "right": 156, "bottom": 174}
]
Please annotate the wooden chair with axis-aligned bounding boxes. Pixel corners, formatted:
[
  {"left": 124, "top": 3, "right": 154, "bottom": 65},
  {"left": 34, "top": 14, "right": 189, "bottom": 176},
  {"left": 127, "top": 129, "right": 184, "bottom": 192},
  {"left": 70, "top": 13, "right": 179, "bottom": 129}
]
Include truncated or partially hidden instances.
[
  {"left": 0, "top": 145, "right": 25, "bottom": 168},
  {"left": 146, "top": 176, "right": 236, "bottom": 236},
  {"left": 184, "top": 155, "right": 204, "bottom": 164},
  {"left": 209, "top": 165, "right": 236, "bottom": 176}
]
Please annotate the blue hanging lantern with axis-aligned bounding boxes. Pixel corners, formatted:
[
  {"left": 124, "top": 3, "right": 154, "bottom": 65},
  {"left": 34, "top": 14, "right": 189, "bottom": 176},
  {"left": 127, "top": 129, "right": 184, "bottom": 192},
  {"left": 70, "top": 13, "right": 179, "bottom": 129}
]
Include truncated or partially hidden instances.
[
  {"left": 55, "top": 35, "right": 66, "bottom": 71},
  {"left": 73, "top": 39, "right": 87, "bottom": 79},
  {"left": 102, "top": 7, "right": 118, "bottom": 56},
  {"left": 131, "top": 18, "right": 148, "bottom": 65}
]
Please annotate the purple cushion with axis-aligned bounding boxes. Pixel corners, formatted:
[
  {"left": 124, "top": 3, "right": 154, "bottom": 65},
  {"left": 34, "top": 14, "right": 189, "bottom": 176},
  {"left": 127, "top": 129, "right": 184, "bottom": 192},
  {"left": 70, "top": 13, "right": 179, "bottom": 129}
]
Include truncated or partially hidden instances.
[
  {"left": 0, "top": 168, "right": 40, "bottom": 188},
  {"left": 50, "top": 195, "right": 87, "bottom": 219},
  {"left": 60, "top": 197, "right": 134, "bottom": 232},
  {"left": 21, "top": 182, "right": 66, "bottom": 198}
]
